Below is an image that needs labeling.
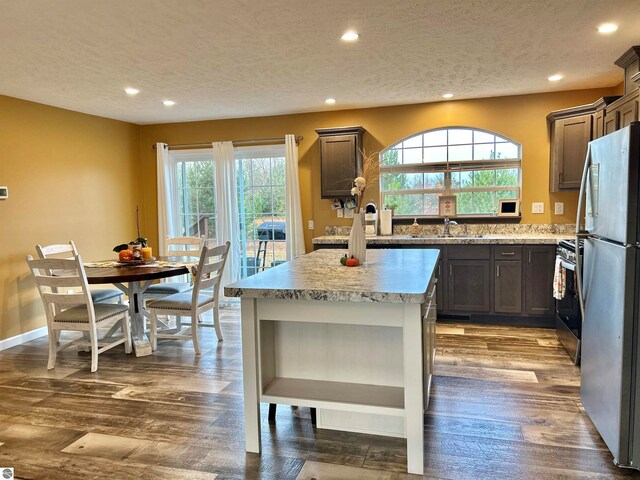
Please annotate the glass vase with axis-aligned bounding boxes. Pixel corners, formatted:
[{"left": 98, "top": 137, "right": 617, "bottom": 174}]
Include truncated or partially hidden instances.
[{"left": 348, "top": 212, "right": 367, "bottom": 263}]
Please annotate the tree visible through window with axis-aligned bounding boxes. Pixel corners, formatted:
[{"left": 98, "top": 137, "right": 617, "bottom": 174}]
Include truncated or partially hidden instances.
[
  {"left": 380, "top": 127, "right": 521, "bottom": 216},
  {"left": 172, "top": 147, "right": 287, "bottom": 279}
]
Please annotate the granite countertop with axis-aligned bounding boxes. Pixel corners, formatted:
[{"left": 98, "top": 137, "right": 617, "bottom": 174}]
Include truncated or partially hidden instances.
[
  {"left": 312, "top": 234, "right": 572, "bottom": 245},
  {"left": 224, "top": 248, "right": 439, "bottom": 304}
]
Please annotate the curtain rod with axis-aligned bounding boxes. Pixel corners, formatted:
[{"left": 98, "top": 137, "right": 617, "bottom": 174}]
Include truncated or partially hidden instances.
[{"left": 152, "top": 136, "right": 303, "bottom": 150}]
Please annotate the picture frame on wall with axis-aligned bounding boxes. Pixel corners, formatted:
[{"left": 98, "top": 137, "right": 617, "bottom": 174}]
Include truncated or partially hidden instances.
[
  {"left": 438, "top": 195, "right": 457, "bottom": 217},
  {"left": 497, "top": 198, "right": 521, "bottom": 217}
]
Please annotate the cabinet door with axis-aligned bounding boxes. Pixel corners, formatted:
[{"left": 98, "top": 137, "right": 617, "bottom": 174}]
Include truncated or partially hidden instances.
[
  {"left": 494, "top": 261, "right": 522, "bottom": 314},
  {"left": 524, "top": 246, "right": 555, "bottom": 315},
  {"left": 604, "top": 110, "right": 619, "bottom": 135},
  {"left": 447, "top": 260, "right": 490, "bottom": 312},
  {"left": 422, "top": 299, "right": 436, "bottom": 410},
  {"left": 436, "top": 257, "right": 445, "bottom": 313},
  {"left": 593, "top": 110, "right": 605, "bottom": 139},
  {"left": 552, "top": 115, "right": 592, "bottom": 190},
  {"left": 320, "top": 134, "right": 358, "bottom": 198},
  {"left": 620, "top": 96, "right": 639, "bottom": 128}
]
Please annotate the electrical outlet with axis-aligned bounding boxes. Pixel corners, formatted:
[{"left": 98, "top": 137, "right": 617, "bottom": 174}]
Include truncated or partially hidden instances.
[
  {"left": 532, "top": 202, "right": 544, "bottom": 214},
  {"left": 308, "top": 220, "right": 315, "bottom": 230},
  {"left": 554, "top": 202, "right": 564, "bottom": 215},
  {"left": 336, "top": 208, "right": 344, "bottom": 218}
]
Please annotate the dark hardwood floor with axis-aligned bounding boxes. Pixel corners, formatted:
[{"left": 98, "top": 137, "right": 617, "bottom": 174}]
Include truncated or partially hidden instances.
[{"left": 0, "top": 307, "right": 638, "bottom": 479}]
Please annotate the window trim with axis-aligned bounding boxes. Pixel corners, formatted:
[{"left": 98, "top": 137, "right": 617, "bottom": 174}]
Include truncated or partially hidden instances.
[{"left": 380, "top": 127, "right": 522, "bottom": 218}]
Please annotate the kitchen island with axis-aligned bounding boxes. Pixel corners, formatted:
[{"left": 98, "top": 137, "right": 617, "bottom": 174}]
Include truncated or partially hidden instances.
[{"left": 225, "top": 248, "right": 439, "bottom": 475}]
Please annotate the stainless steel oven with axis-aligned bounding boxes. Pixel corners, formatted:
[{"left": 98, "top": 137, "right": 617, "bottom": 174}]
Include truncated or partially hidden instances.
[{"left": 556, "top": 239, "right": 583, "bottom": 364}]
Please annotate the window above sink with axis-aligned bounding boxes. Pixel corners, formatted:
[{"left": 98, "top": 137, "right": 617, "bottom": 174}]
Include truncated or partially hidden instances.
[{"left": 380, "top": 127, "right": 521, "bottom": 218}]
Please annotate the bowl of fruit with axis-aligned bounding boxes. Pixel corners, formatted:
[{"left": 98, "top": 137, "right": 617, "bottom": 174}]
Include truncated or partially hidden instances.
[{"left": 113, "top": 237, "right": 155, "bottom": 265}]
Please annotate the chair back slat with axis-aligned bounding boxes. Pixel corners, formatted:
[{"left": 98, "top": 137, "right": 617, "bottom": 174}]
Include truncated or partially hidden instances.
[
  {"left": 42, "top": 292, "right": 87, "bottom": 305},
  {"left": 28, "top": 257, "right": 77, "bottom": 271},
  {"left": 36, "top": 275, "right": 85, "bottom": 289},
  {"left": 26, "top": 254, "right": 94, "bottom": 325},
  {"left": 36, "top": 242, "right": 76, "bottom": 259},
  {"left": 166, "top": 236, "right": 204, "bottom": 260},
  {"left": 192, "top": 241, "right": 230, "bottom": 302},
  {"left": 201, "top": 258, "right": 226, "bottom": 276},
  {"left": 199, "top": 274, "right": 221, "bottom": 291}
]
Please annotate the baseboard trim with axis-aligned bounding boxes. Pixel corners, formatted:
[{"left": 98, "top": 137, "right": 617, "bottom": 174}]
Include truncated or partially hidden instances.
[{"left": 0, "top": 327, "right": 48, "bottom": 352}]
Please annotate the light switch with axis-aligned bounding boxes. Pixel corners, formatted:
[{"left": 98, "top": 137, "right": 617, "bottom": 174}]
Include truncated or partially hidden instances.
[
  {"left": 336, "top": 208, "right": 344, "bottom": 218},
  {"left": 532, "top": 202, "right": 544, "bottom": 214},
  {"left": 308, "top": 220, "right": 315, "bottom": 230},
  {"left": 344, "top": 209, "right": 354, "bottom": 219},
  {"left": 554, "top": 202, "right": 564, "bottom": 215}
]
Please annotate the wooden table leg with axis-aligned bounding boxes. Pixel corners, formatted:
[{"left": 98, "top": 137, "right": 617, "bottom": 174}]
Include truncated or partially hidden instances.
[
  {"left": 114, "top": 281, "right": 152, "bottom": 357},
  {"left": 403, "top": 303, "right": 424, "bottom": 475},
  {"left": 241, "top": 298, "right": 261, "bottom": 453}
]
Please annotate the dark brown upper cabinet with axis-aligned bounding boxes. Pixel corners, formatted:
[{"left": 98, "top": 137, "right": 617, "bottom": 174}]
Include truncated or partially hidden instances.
[
  {"left": 547, "top": 97, "right": 619, "bottom": 192},
  {"left": 316, "top": 126, "right": 365, "bottom": 198}
]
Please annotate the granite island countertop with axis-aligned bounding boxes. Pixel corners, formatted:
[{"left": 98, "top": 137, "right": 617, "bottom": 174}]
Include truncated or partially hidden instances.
[
  {"left": 224, "top": 248, "right": 439, "bottom": 304},
  {"left": 312, "top": 233, "right": 572, "bottom": 245}
]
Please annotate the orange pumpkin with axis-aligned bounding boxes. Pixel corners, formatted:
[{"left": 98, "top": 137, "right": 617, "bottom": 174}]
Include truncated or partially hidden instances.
[
  {"left": 345, "top": 256, "right": 359, "bottom": 267},
  {"left": 119, "top": 250, "right": 134, "bottom": 262}
]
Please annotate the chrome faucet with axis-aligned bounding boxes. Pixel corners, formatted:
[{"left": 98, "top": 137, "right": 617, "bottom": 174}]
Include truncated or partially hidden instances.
[{"left": 443, "top": 217, "right": 458, "bottom": 237}]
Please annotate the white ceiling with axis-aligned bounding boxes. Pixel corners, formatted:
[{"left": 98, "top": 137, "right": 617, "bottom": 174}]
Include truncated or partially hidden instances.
[{"left": 1, "top": 0, "right": 639, "bottom": 125}]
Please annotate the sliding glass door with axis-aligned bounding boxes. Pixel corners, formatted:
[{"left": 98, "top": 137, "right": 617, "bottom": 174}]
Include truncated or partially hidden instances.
[
  {"left": 170, "top": 146, "right": 286, "bottom": 279},
  {"left": 173, "top": 150, "right": 216, "bottom": 239},
  {"left": 236, "top": 146, "right": 286, "bottom": 277}
]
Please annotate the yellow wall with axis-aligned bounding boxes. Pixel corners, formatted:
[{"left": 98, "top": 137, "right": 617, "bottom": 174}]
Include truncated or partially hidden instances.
[
  {"left": 0, "top": 86, "right": 619, "bottom": 341},
  {"left": 0, "top": 95, "right": 140, "bottom": 340},
  {"left": 139, "top": 87, "right": 616, "bottom": 253}
]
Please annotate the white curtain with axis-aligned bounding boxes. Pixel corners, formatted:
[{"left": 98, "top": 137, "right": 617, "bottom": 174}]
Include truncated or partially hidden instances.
[
  {"left": 156, "top": 143, "right": 178, "bottom": 255},
  {"left": 213, "top": 141, "right": 241, "bottom": 300},
  {"left": 284, "top": 134, "right": 305, "bottom": 260}
]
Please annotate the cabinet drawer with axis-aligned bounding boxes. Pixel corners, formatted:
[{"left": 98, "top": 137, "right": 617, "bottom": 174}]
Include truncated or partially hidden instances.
[
  {"left": 494, "top": 245, "right": 522, "bottom": 260},
  {"left": 447, "top": 245, "right": 490, "bottom": 259}
]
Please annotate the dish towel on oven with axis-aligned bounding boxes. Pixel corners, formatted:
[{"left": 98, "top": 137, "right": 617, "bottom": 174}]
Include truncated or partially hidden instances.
[{"left": 553, "top": 257, "right": 566, "bottom": 300}]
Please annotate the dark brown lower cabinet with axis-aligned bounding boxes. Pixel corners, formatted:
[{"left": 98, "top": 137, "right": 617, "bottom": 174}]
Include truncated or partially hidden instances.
[
  {"left": 447, "top": 260, "right": 491, "bottom": 313},
  {"left": 494, "top": 261, "right": 522, "bottom": 314},
  {"left": 436, "top": 257, "right": 445, "bottom": 313},
  {"left": 524, "top": 246, "right": 555, "bottom": 316}
]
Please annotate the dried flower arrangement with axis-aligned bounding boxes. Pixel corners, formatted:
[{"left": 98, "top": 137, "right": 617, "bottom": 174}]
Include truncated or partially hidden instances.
[{"left": 350, "top": 149, "right": 380, "bottom": 213}]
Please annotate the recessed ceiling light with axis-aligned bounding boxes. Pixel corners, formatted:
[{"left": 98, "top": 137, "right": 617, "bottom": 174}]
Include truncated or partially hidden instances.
[
  {"left": 162, "top": 100, "right": 176, "bottom": 106},
  {"left": 442, "top": 93, "right": 454, "bottom": 99},
  {"left": 548, "top": 74, "right": 563, "bottom": 82},
  {"left": 341, "top": 31, "right": 359, "bottom": 42},
  {"left": 124, "top": 87, "right": 139, "bottom": 95},
  {"left": 598, "top": 23, "right": 618, "bottom": 34},
  {"left": 325, "top": 98, "right": 336, "bottom": 105}
]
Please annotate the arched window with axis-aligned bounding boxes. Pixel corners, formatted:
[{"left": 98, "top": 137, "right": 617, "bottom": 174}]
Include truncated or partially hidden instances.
[{"left": 380, "top": 127, "right": 521, "bottom": 216}]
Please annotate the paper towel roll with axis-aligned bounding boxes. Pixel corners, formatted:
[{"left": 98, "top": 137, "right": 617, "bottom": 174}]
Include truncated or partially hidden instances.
[{"left": 380, "top": 210, "right": 392, "bottom": 235}]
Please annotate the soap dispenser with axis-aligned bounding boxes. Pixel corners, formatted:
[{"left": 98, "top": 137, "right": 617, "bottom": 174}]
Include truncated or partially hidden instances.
[{"left": 410, "top": 218, "right": 420, "bottom": 237}]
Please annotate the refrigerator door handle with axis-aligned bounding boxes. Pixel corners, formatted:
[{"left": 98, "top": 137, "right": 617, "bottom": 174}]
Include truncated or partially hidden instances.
[{"left": 575, "top": 143, "right": 592, "bottom": 322}]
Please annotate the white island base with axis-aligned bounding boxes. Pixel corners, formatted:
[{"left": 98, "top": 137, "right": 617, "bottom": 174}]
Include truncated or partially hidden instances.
[
  {"left": 227, "top": 248, "right": 439, "bottom": 476},
  {"left": 241, "top": 297, "right": 432, "bottom": 475}
]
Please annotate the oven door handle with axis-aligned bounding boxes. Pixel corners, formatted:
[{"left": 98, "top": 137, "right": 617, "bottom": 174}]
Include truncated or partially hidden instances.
[{"left": 560, "top": 259, "right": 575, "bottom": 271}]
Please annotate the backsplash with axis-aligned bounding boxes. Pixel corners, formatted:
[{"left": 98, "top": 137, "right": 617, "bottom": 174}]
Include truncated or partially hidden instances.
[{"left": 324, "top": 223, "right": 576, "bottom": 236}]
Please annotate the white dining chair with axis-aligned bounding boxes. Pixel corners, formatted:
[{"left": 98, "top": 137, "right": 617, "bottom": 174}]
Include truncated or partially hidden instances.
[
  {"left": 143, "top": 235, "right": 204, "bottom": 333},
  {"left": 147, "top": 241, "right": 230, "bottom": 354},
  {"left": 26, "top": 254, "right": 132, "bottom": 372},
  {"left": 36, "top": 242, "right": 124, "bottom": 305},
  {"left": 143, "top": 236, "right": 204, "bottom": 300}
]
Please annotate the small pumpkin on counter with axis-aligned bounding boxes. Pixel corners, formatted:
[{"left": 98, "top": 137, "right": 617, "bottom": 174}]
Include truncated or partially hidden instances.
[
  {"left": 345, "top": 256, "right": 359, "bottom": 267},
  {"left": 340, "top": 254, "right": 348, "bottom": 266}
]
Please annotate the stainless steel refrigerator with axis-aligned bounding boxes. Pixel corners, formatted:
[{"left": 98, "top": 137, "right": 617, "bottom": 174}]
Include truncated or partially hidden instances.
[{"left": 576, "top": 122, "right": 640, "bottom": 469}]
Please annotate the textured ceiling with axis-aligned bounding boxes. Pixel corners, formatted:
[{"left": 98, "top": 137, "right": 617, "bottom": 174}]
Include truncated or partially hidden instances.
[{"left": 1, "top": 0, "right": 639, "bottom": 124}]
